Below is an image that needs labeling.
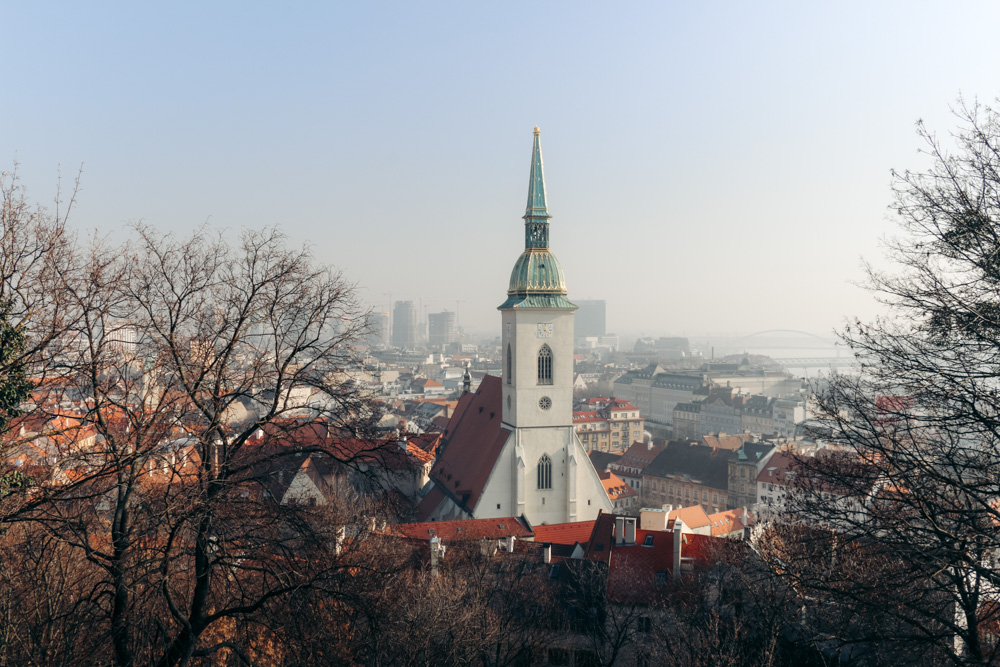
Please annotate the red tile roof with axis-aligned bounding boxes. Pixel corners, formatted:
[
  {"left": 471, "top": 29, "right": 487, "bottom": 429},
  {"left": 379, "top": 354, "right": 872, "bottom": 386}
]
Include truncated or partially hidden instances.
[
  {"left": 582, "top": 397, "right": 639, "bottom": 411},
  {"left": 599, "top": 471, "right": 638, "bottom": 500},
  {"left": 426, "top": 375, "right": 510, "bottom": 514},
  {"left": 428, "top": 415, "right": 451, "bottom": 432},
  {"left": 667, "top": 505, "right": 712, "bottom": 531},
  {"left": 407, "top": 432, "right": 442, "bottom": 462},
  {"left": 531, "top": 520, "right": 596, "bottom": 546},
  {"left": 756, "top": 451, "right": 798, "bottom": 485},
  {"left": 573, "top": 411, "right": 603, "bottom": 423},
  {"left": 414, "top": 485, "right": 448, "bottom": 522},
  {"left": 393, "top": 516, "right": 532, "bottom": 541},
  {"left": 876, "top": 395, "right": 913, "bottom": 412},
  {"left": 613, "top": 441, "right": 663, "bottom": 472},
  {"left": 581, "top": 511, "right": 719, "bottom": 603},
  {"left": 707, "top": 508, "right": 752, "bottom": 537}
]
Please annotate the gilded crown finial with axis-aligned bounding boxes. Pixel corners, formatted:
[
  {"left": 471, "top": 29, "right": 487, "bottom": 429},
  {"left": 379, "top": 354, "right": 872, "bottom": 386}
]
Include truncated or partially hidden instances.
[{"left": 533, "top": 126, "right": 540, "bottom": 134}]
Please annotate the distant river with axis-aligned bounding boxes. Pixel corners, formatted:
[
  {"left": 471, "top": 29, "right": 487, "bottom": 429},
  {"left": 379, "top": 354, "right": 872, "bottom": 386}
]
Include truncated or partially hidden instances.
[{"left": 707, "top": 341, "right": 857, "bottom": 380}]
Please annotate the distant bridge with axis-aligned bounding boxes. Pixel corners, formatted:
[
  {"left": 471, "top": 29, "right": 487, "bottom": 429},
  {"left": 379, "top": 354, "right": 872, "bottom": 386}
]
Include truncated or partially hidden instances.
[{"left": 771, "top": 357, "right": 857, "bottom": 369}]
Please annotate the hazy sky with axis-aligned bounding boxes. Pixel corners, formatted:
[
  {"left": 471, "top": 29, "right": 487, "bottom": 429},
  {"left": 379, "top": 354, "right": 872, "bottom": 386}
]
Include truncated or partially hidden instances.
[{"left": 5, "top": 2, "right": 1000, "bottom": 338}]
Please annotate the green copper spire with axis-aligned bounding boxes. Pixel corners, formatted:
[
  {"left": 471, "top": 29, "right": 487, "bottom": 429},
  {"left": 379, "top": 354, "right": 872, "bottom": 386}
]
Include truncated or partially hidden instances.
[
  {"left": 524, "top": 126, "right": 551, "bottom": 224},
  {"left": 523, "top": 127, "right": 551, "bottom": 249},
  {"left": 499, "top": 127, "right": 577, "bottom": 311}
]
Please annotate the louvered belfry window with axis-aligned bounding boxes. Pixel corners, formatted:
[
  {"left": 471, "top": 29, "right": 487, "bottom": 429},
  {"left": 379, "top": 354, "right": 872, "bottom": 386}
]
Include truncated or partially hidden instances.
[{"left": 537, "top": 345, "right": 553, "bottom": 385}]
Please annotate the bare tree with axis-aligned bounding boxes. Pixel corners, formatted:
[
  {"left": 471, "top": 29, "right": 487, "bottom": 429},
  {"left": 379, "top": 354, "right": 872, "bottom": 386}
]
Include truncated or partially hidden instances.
[
  {"left": 346, "top": 541, "right": 556, "bottom": 667},
  {"left": 0, "top": 214, "right": 402, "bottom": 665},
  {"left": 769, "top": 100, "right": 1000, "bottom": 665}
]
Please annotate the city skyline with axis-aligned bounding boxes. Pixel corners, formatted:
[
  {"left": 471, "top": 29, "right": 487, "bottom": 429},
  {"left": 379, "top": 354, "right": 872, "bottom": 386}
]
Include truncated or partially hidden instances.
[{"left": 6, "top": 2, "right": 1000, "bottom": 337}]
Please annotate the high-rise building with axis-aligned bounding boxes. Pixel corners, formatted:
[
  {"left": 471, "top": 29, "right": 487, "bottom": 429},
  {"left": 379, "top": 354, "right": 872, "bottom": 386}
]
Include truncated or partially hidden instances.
[
  {"left": 105, "top": 321, "right": 139, "bottom": 360},
  {"left": 367, "top": 311, "right": 389, "bottom": 348},
  {"left": 575, "top": 299, "right": 606, "bottom": 338},
  {"left": 427, "top": 311, "right": 456, "bottom": 348},
  {"left": 391, "top": 301, "right": 417, "bottom": 349}
]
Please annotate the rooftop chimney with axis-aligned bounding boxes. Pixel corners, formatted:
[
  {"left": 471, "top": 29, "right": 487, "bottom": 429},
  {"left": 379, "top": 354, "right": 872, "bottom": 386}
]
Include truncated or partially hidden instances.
[
  {"left": 542, "top": 542, "right": 552, "bottom": 564},
  {"left": 640, "top": 507, "right": 669, "bottom": 531},
  {"left": 430, "top": 536, "right": 445, "bottom": 578},
  {"left": 615, "top": 516, "right": 625, "bottom": 546},
  {"left": 506, "top": 535, "right": 516, "bottom": 552},
  {"left": 480, "top": 538, "right": 497, "bottom": 558},
  {"left": 624, "top": 517, "right": 637, "bottom": 545}
]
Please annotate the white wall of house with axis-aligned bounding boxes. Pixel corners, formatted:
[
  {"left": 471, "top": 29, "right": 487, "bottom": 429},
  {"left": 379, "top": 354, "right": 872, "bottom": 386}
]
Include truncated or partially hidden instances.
[{"left": 283, "top": 470, "right": 325, "bottom": 505}]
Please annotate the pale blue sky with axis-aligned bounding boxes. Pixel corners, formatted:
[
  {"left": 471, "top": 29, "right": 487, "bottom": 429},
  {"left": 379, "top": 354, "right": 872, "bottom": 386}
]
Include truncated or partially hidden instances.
[{"left": 5, "top": 1, "right": 1000, "bottom": 337}]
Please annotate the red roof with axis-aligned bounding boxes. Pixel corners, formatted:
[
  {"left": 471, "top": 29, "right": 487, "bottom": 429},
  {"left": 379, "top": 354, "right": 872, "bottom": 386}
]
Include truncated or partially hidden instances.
[
  {"left": 531, "top": 520, "right": 596, "bottom": 546},
  {"left": 583, "top": 397, "right": 638, "bottom": 411},
  {"left": 613, "top": 441, "right": 663, "bottom": 472},
  {"left": 393, "top": 516, "right": 532, "bottom": 541},
  {"left": 599, "top": 471, "right": 638, "bottom": 500},
  {"left": 582, "top": 511, "right": 718, "bottom": 603},
  {"left": 428, "top": 415, "right": 451, "bottom": 432},
  {"left": 407, "top": 432, "right": 442, "bottom": 461},
  {"left": 707, "top": 508, "right": 752, "bottom": 537},
  {"left": 425, "top": 375, "right": 510, "bottom": 514},
  {"left": 876, "top": 395, "right": 913, "bottom": 412},
  {"left": 667, "top": 505, "right": 711, "bottom": 531},
  {"left": 756, "top": 451, "right": 798, "bottom": 485},
  {"left": 252, "top": 421, "right": 428, "bottom": 471},
  {"left": 414, "top": 485, "right": 447, "bottom": 522}
]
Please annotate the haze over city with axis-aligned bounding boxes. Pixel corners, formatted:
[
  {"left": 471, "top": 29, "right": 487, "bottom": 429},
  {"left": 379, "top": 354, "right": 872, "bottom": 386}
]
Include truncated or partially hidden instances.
[
  {"left": 6, "top": 2, "right": 1000, "bottom": 337},
  {"left": 13, "top": 2, "right": 1000, "bottom": 663}
]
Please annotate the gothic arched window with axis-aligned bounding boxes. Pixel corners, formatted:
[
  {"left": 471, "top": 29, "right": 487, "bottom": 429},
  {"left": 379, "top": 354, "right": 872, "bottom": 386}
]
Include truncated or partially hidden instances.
[
  {"left": 537, "top": 454, "right": 552, "bottom": 490},
  {"left": 506, "top": 344, "right": 512, "bottom": 385},
  {"left": 537, "top": 345, "right": 553, "bottom": 385}
]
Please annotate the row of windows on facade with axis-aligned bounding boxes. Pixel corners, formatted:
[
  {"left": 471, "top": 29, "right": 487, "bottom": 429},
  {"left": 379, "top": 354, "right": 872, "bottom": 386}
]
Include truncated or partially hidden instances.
[
  {"left": 648, "top": 482, "right": 722, "bottom": 504},
  {"left": 578, "top": 421, "right": 642, "bottom": 432},
  {"left": 506, "top": 344, "right": 553, "bottom": 385}
]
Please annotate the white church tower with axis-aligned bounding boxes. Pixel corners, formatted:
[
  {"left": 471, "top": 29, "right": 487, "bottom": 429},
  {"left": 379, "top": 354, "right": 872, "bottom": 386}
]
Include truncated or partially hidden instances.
[
  {"left": 499, "top": 127, "right": 577, "bottom": 429},
  {"left": 415, "top": 128, "right": 612, "bottom": 526},
  {"left": 495, "top": 127, "right": 608, "bottom": 524}
]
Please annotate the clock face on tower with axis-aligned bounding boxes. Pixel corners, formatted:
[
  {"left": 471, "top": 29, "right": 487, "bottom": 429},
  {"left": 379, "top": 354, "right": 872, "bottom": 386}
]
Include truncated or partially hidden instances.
[{"left": 536, "top": 323, "right": 553, "bottom": 338}]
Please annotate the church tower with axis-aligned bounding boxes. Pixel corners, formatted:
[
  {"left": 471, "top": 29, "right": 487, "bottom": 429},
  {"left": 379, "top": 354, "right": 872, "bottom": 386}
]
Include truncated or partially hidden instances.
[
  {"left": 499, "top": 127, "right": 577, "bottom": 428},
  {"left": 498, "top": 127, "right": 587, "bottom": 524},
  {"left": 414, "top": 128, "right": 612, "bottom": 526}
]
